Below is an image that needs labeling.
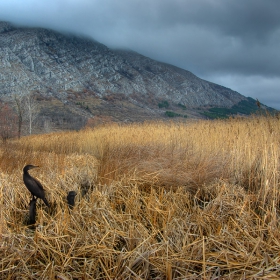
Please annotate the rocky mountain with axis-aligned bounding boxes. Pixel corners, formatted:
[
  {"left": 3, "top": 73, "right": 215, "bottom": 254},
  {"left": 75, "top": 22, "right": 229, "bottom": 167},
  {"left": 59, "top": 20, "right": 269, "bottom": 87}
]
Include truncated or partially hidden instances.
[{"left": 0, "top": 21, "right": 270, "bottom": 132}]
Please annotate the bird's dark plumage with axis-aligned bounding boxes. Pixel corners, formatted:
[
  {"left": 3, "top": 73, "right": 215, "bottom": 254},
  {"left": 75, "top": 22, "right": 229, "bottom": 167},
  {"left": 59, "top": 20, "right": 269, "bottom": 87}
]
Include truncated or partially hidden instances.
[
  {"left": 23, "top": 165, "right": 50, "bottom": 207},
  {"left": 67, "top": 191, "right": 77, "bottom": 209}
]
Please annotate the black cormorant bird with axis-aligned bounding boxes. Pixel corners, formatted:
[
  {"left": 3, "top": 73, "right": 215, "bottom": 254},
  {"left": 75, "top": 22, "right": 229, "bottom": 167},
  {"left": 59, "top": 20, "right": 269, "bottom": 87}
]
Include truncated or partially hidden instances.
[
  {"left": 67, "top": 191, "right": 77, "bottom": 209},
  {"left": 23, "top": 165, "right": 50, "bottom": 207}
]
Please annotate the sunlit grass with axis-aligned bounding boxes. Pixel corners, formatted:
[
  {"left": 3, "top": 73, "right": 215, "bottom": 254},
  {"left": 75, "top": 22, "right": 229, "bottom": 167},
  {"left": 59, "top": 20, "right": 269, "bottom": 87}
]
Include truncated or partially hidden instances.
[{"left": 1, "top": 115, "right": 280, "bottom": 278}]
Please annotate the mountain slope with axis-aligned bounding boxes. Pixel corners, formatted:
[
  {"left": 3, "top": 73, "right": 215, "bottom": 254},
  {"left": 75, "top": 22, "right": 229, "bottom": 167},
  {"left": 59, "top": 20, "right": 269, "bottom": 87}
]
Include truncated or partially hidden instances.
[{"left": 0, "top": 21, "right": 271, "bottom": 131}]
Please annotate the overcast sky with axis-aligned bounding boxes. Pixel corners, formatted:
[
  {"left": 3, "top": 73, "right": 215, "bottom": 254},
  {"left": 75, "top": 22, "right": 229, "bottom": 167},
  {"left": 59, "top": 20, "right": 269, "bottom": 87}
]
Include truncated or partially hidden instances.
[{"left": 1, "top": 0, "right": 280, "bottom": 109}]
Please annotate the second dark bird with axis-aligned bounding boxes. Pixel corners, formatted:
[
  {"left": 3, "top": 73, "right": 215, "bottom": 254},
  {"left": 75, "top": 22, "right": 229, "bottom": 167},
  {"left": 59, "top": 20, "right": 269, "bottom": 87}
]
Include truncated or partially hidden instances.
[
  {"left": 67, "top": 191, "right": 77, "bottom": 209},
  {"left": 23, "top": 165, "right": 50, "bottom": 207}
]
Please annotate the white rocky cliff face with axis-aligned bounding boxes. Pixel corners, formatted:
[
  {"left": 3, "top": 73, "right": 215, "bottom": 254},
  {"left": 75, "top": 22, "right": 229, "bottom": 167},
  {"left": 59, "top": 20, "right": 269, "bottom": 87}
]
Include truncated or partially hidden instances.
[
  {"left": 0, "top": 21, "right": 245, "bottom": 108},
  {"left": 1, "top": 21, "right": 255, "bottom": 131}
]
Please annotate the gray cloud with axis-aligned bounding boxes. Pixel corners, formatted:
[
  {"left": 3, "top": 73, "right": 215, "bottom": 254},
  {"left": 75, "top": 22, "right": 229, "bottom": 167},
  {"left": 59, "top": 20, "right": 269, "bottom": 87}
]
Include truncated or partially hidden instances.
[{"left": 0, "top": 0, "right": 279, "bottom": 109}]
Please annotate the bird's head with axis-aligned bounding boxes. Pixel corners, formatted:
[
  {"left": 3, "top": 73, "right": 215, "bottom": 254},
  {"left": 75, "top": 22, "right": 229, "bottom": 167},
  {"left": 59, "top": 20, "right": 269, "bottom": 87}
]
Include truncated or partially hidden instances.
[{"left": 23, "top": 165, "right": 39, "bottom": 172}]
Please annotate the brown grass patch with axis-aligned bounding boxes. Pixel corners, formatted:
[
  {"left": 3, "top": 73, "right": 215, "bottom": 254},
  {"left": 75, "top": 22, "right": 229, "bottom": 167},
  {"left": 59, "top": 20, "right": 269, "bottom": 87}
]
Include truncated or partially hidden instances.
[{"left": 1, "top": 116, "right": 280, "bottom": 278}]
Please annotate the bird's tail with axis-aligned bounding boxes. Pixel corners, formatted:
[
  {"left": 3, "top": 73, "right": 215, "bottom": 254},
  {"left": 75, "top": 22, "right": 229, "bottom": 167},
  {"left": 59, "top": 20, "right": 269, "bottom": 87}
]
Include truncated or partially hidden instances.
[{"left": 43, "top": 197, "right": 50, "bottom": 207}]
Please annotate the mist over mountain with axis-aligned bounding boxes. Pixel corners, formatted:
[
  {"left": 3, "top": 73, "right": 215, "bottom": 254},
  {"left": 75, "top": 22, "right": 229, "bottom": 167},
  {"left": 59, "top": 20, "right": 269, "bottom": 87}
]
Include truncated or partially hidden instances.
[{"left": 0, "top": 21, "right": 272, "bottom": 131}]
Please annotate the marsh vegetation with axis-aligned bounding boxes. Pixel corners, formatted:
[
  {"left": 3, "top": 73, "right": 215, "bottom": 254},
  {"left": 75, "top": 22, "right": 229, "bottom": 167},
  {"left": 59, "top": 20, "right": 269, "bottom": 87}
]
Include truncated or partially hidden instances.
[{"left": 1, "top": 116, "right": 280, "bottom": 279}]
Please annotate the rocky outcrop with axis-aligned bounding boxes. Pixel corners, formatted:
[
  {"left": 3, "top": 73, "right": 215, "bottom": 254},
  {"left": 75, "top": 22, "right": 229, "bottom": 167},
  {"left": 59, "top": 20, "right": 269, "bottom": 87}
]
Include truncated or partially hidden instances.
[
  {"left": 0, "top": 21, "right": 245, "bottom": 110},
  {"left": 3, "top": 21, "right": 271, "bottom": 133},
  {"left": 114, "top": 50, "right": 245, "bottom": 107}
]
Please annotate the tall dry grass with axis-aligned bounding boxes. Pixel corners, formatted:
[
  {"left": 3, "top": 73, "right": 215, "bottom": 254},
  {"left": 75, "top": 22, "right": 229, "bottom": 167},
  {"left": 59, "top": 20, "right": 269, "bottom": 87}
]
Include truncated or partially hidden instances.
[{"left": 1, "top": 115, "right": 280, "bottom": 279}]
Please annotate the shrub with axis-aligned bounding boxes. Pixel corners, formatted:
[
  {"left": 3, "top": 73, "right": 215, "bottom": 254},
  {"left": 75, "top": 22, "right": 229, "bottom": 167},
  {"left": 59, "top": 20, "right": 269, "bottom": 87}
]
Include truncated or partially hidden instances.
[
  {"left": 177, "top": 103, "right": 187, "bottom": 110},
  {"left": 158, "top": 100, "right": 169, "bottom": 108},
  {"left": 164, "top": 111, "right": 187, "bottom": 118}
]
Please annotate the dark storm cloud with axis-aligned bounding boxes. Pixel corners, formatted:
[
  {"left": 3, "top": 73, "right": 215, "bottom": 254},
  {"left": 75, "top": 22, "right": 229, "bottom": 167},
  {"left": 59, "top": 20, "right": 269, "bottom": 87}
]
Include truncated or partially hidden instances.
[{"left": 0, "top": 0, "right": 279, "bottom": 109}]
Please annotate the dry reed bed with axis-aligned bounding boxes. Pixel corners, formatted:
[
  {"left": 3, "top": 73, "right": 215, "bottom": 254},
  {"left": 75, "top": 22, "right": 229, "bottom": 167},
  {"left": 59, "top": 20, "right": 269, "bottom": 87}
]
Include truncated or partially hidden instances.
[{"left": 1, "top": 116, "right": 280, "bottom": 279}]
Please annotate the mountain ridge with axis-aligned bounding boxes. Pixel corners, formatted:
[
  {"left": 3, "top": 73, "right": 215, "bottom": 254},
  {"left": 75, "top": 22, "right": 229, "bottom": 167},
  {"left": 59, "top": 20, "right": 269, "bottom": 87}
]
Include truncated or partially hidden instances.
[{"left": 0, "top": 21, "right": 272, "bottom": 131}]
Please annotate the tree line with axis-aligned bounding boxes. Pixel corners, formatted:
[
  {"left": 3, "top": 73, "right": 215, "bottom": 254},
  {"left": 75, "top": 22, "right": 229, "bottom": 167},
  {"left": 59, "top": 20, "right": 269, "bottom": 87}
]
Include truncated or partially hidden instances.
[{"left": 0, "top": 92, "right": 39, "bottom": 142}]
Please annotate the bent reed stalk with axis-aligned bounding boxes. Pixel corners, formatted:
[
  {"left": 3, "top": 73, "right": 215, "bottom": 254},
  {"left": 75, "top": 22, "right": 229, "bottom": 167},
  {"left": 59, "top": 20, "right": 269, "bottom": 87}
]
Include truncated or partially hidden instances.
[{"left": 1, "top": 115, "right": 280, "bottom": 279}]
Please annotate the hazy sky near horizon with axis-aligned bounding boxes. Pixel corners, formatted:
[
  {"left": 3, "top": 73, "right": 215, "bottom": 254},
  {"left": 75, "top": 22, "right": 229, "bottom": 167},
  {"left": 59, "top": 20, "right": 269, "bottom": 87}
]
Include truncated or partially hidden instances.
[{"left": 1, "top": 0, "right": 280, "bottom": 109}]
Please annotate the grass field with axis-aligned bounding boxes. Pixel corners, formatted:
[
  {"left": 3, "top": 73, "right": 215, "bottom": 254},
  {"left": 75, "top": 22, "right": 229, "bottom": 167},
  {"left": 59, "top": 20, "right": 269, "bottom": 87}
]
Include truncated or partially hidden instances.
[{"left": 1, "top": 115, "right": 280, "bottom": 279}]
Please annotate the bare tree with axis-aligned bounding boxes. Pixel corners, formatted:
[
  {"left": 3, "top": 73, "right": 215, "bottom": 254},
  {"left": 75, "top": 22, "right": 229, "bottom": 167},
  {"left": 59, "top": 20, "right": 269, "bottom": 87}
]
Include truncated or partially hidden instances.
[
  {"left": 24, "top": 93, "right": 39, "bottom": 134},
  {"left": 10, "top": 92, "right": 40, "bottom": 136},
  {"left": 42, "top": 116, "right": 53, "bottom": 133},
  {"left": 0, "top": 102, "right": 18, "bottom": 142},
  {"left": 12, "top": 93, "right": 24, "bottom": 138}
]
